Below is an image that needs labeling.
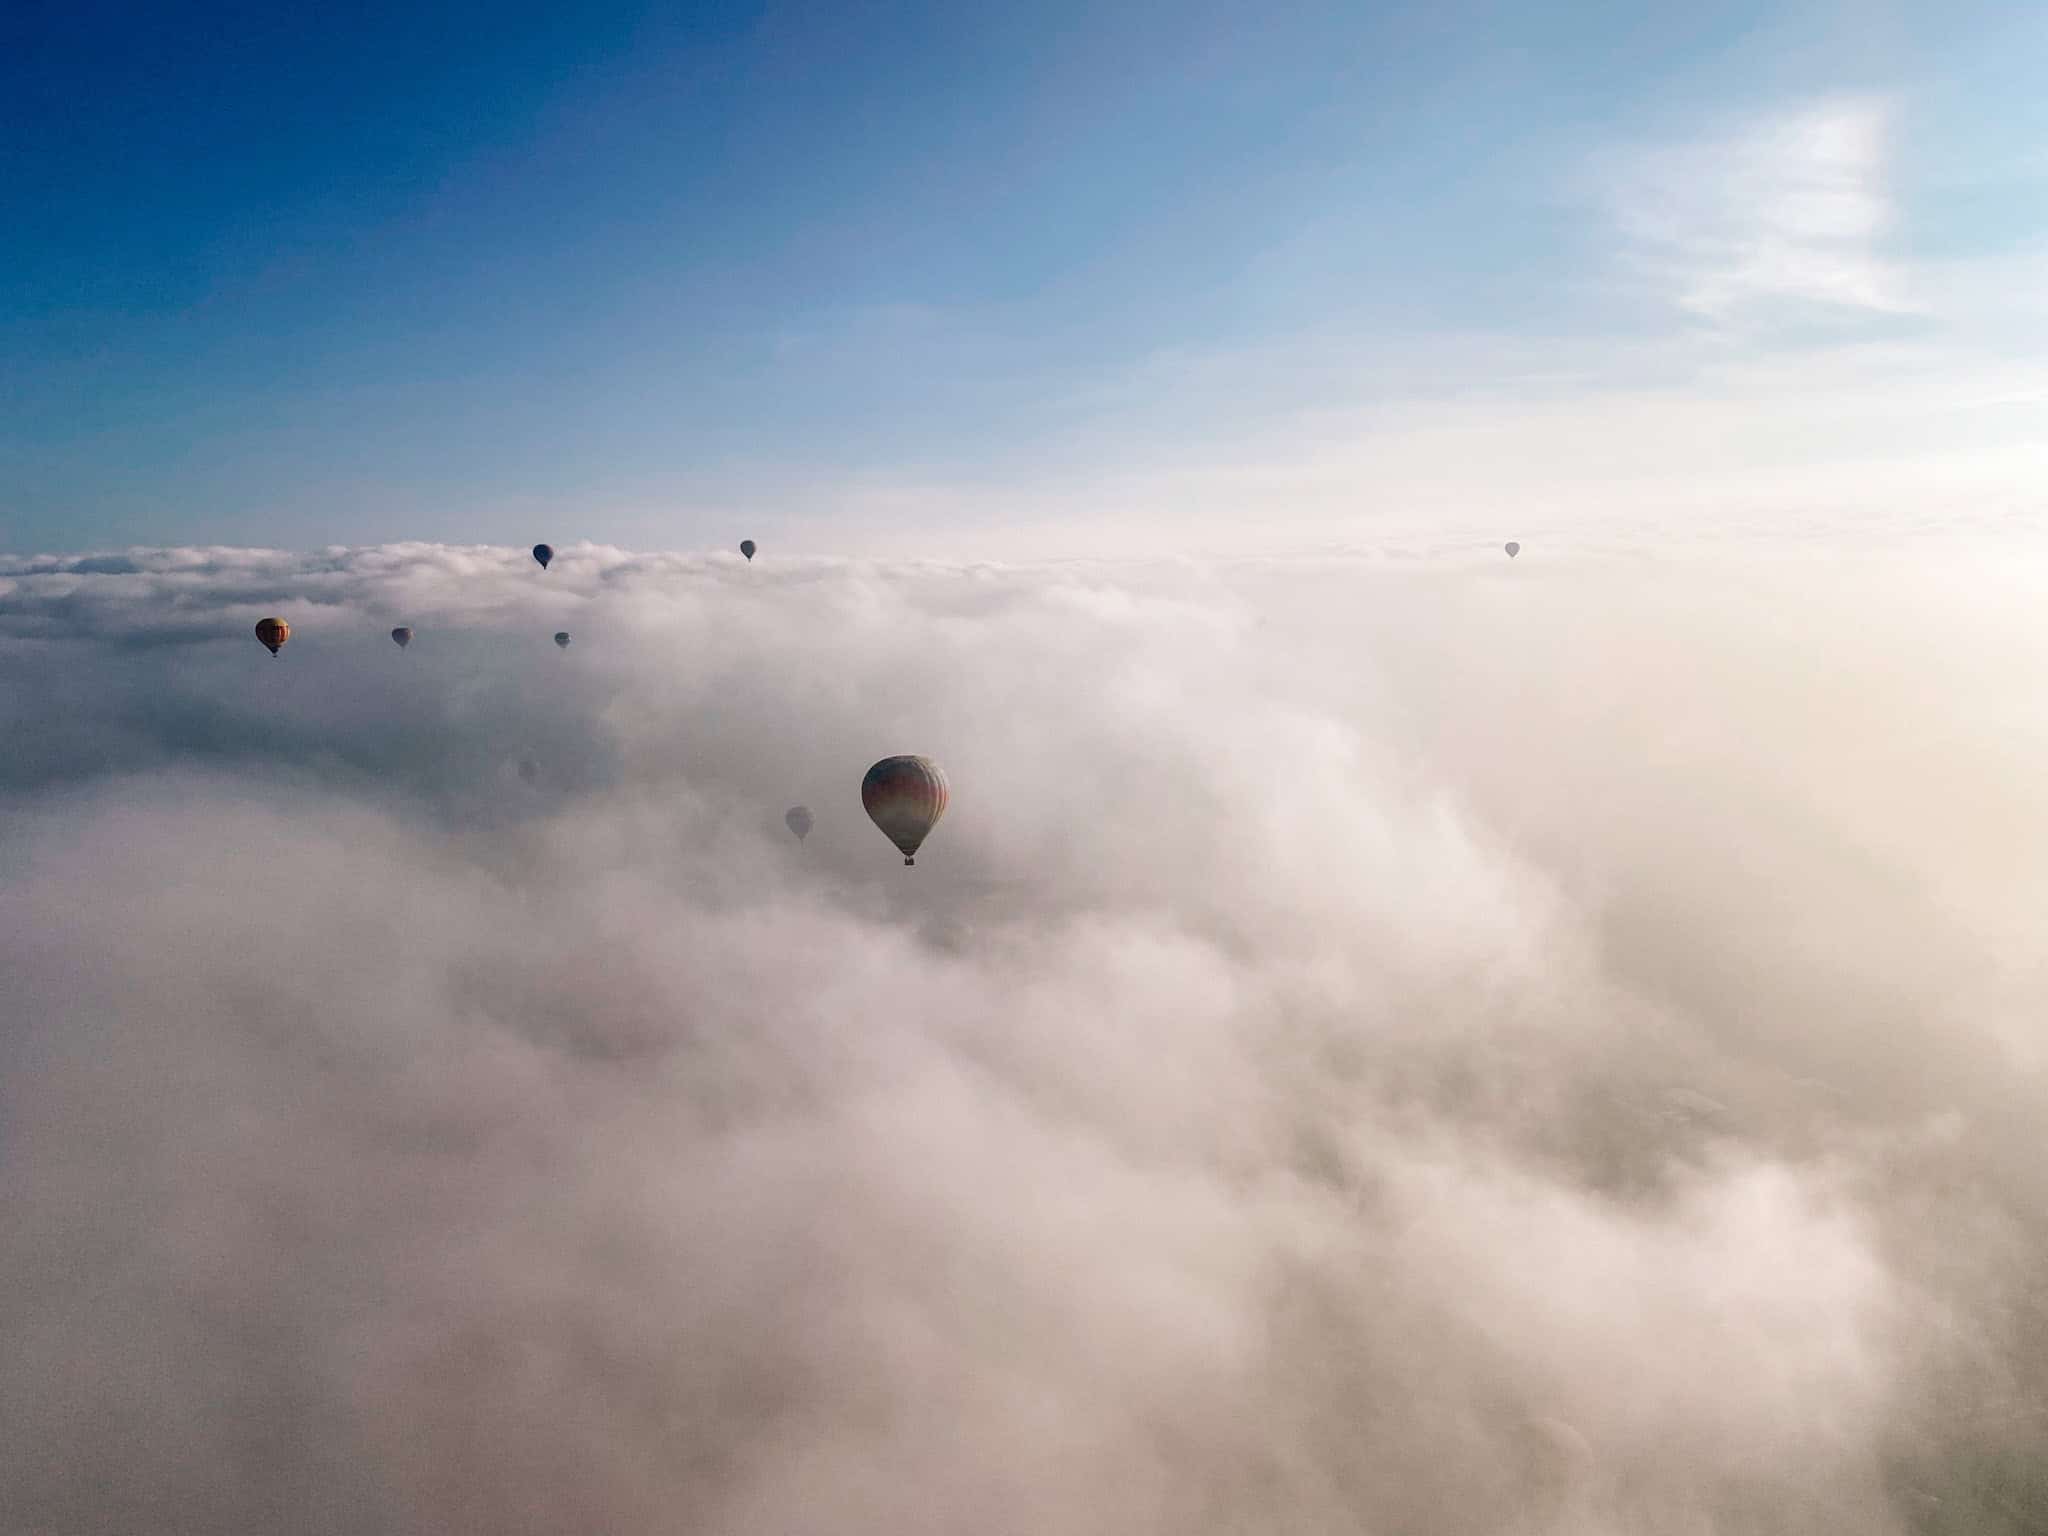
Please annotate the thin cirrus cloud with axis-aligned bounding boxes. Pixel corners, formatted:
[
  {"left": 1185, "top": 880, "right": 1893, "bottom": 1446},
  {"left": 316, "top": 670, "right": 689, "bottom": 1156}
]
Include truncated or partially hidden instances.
[
  {"left": 1604, "top": 95, "right": 1912, "bottom": 323},
  {"left": 719, "top": 98, "right": 2040, "bottom": 564}
]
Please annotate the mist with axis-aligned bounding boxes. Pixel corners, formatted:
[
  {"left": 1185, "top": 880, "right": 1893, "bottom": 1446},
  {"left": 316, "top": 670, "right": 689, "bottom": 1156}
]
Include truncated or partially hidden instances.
[{"left": 3, "top": 538, "right": 2044, "bottom": 1534}]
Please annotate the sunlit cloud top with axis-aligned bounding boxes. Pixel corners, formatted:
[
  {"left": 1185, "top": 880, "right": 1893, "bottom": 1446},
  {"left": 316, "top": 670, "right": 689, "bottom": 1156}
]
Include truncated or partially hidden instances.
[{"left": 3, "top": 537, "right": 2047, "bottom": 1529}]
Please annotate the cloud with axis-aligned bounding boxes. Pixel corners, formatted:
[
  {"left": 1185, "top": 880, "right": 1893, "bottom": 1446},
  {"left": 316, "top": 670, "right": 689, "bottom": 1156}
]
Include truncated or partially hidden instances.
[
  {"left": 3, "top": 541, "right": 2046, "bottom": 1532},
  {"left": 1604, "top": 96, "right": 1911, "bottom": 324}
]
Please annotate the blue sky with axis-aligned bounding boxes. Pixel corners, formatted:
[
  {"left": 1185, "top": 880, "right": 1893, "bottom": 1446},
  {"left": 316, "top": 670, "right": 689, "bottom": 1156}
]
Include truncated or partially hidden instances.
[{"left": 5, "top": 0, "right": 2045, "bottom": 555}]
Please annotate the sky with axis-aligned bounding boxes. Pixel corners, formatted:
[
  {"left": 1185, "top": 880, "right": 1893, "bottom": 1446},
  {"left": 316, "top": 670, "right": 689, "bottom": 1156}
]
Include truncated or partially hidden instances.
[
  {"left": 7, "top": 6, "right": 2048, "bottom": 1530},
  {"left": 6, "top": 0, "right": 2047, "bottom": 555}
]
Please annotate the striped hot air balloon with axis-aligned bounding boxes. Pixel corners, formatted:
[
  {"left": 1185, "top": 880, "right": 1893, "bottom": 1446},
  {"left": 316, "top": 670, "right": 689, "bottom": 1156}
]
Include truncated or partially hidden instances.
[
  {"left": 254, "top": 617, "right": 290, "bottom": 656},
  {"left": 861, "top": 756, "right": 948, "bottom": 866}
]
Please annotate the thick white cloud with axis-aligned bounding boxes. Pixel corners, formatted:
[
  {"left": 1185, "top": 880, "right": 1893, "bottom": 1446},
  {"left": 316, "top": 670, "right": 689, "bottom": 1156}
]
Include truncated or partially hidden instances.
[{"left": 2, "top": 540, "right": 2045, "bottom": 1532}]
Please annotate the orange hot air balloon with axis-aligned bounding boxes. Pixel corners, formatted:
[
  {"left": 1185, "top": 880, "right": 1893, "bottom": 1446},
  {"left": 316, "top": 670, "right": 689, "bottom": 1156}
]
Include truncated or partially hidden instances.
[{"left": 254, "top": 617, "right": 290, "bottom": 656}]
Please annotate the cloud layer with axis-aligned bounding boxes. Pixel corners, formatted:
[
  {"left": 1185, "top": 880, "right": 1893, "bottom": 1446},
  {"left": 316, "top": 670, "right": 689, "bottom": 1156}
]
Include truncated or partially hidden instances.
[{"left": 3, "top": 540, "right": 2046, "bottom": 1533}]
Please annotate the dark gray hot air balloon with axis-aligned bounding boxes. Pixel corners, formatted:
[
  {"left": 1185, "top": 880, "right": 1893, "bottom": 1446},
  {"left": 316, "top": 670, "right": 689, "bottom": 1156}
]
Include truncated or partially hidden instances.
[
  {"left": 532, "top": 543, "right": 554, "bottom": 570},
  {"left": 1505, "top": 541, "right": 1521, "bottom": 558},
  {"left": 740, "top": 539, "right": 756, "bottom": 561},
  {"left": 785, "top": 805, "right": 814, "bottom": 842},
  {"left": 391, "top": 626, "right": 413, "bottom": 649},
  {"left": 554, "top": 632, "right": 571, "bottom": 649},
  {"left": 861, "top": 756, "right": 947, "bottom": 866},
  {"left": 517, "top": 757, "right": 539, "bottom": 784},
  {"left": 1515, "top": 1416, "right": 1597, "bottom": 1504}
]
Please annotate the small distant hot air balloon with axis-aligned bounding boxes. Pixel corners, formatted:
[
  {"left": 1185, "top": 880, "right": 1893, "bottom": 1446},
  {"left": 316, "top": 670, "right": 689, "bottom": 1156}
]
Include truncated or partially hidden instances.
[
  {"left": 862, "top": 756, "right": 947, "bottom": 866},
  {"left": 1516, "top": 1416, "right": 1596, "bottom": 1499},
  {"left": 254, "top": 617, "right": 290, "bottom": 657},
  {"left": 517, "top": 757, "right": 539, "bottom": 784},
  {"left": 740, "top": 539, "right": 756, "bottom": 561},
  {"left": 785, "top": 806, "right": 813, "bottom": 842},
  {"left": 1661, "top": 1087, "right": 1729, "bottom": 1125},
  {"left": 1505, "top": 541, "right": 1521, "bottom": 558},
  {"left": 554, "top": 632, "right": 571, "bottom": 649},
  {"left": 391, "top": 626, "right": 413, "bottom": 649},
  {"left": 532, "top": 544, "right": 554, "bottom": 570}
]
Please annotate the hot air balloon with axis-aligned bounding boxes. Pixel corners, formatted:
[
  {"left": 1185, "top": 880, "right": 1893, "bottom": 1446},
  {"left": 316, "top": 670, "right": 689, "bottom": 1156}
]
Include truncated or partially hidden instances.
[
  {"left": 517, "top": 757, "right": 539, "bottom": 784},
  {"left": 1660, "top": 1087, "right": 1729, "bottom": 1125},
  {"left": 391, "top": 627, "right": 414, "bottom": 649},
  {"left": 785, "top": 806, "right": 813, "bottom": 842},
  {"left": 554, "top": 632, "right": 571, "bottom": 649},
  {"left": 254, "top": 617, "right": 290, "bottom": 657},
  {"left": 861, "top": 756, "right": 947, "bottom": 866},
  {"left": 1505, "top": 541, "right": 1521, "bottom": 558},
  {"left": 532, "top": 544, "right": 554, "bottom": 570},
  {"left": 1516, "top": 1416, "right": 1597, "bottom": 1502},
  {"left": 740, "top": 539, "right": 756, "bottom": 561}
]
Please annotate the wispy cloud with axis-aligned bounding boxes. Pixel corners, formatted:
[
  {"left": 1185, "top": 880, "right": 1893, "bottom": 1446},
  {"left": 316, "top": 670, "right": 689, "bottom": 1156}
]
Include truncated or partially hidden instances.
[{"left": 1605, "top": 96, "right": 1911, "bottom": 323}]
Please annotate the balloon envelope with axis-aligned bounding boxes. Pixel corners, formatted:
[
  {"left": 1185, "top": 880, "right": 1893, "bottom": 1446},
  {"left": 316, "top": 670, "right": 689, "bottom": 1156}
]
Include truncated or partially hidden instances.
[
  {"left": 785, "top": 805, "right": 813, "bottom": 842},
  {"left": 740, "top": 539, "right": 756, "bottom": 560},
  {"left": 554, "top": 632, "right": 571, "bottom": 649},
  {"left": 1661, "top": 1086, "right": 1728, "bottom": 1124},
  {"left": 861, "top": 756, "right": 948, "bottom": 865},
  {"left": 532, "top": 543, "right": 554, "bottom": 569},
  {"left": 254, "top": 617, "right": 290, "bottom": 656},
  {"left": 1517, "top": 1416, "right": 1596, "bottom": 1494},
  {"left": 391, "top": 626, "right": 413, "bottom": 649},
  {"left": 1505, "top": 541, "right": 1521, "bottom": 558}
]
